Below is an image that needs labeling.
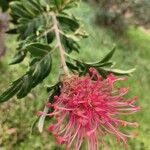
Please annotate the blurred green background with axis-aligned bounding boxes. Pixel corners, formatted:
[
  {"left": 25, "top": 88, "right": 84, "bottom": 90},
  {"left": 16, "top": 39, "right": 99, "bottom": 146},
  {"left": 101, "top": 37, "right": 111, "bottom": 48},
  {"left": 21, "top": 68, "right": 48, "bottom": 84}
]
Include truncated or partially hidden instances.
[{"left": 0, "top": 2, "right": 150, "bottom": 150}]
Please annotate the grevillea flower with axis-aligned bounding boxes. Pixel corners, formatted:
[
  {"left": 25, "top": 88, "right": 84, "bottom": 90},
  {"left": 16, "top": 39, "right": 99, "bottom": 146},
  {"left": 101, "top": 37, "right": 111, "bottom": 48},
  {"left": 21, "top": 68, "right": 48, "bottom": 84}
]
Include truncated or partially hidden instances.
[{"left": 39, "top": 68, "right": 140, "bottom": 150}]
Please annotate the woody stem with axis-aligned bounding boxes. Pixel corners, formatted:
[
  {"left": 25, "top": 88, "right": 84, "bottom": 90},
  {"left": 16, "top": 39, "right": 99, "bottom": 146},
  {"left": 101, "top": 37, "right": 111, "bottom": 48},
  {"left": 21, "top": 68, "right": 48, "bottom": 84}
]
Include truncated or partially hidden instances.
[{"left": 50, "top": 12, "right": 69, "bottom": 75}]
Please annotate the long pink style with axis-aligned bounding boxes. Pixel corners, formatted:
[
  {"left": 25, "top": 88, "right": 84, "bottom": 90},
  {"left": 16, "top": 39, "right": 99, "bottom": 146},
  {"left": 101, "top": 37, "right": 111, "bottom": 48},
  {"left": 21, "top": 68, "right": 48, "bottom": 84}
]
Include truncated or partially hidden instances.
[{"left": 39, "top": 68, "right": 140, "bottom": 150}]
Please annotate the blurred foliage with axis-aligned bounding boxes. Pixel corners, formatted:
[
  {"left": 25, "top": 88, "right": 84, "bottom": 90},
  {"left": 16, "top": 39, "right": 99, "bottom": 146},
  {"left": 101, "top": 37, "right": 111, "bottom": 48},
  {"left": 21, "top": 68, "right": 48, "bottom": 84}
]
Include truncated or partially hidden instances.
[
  {"left": 0, "top": 13, "right": 10, "bottom": 58},
  {"left": 87, "top": 0, "right": 150, "bottom": 33},
  {"left": 0, "top": 0, "right": 13, "bottom": 11},
  {"left": 0, "top": 0, "right": 12, "bottom": 58}
]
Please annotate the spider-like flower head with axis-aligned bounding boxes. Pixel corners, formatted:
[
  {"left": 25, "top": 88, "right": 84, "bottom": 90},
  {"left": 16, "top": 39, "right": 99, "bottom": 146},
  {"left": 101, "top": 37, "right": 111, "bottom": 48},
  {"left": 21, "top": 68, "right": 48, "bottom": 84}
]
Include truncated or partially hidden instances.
[{"left": 40, "top": 68, "right": 141, "bottom": 150}]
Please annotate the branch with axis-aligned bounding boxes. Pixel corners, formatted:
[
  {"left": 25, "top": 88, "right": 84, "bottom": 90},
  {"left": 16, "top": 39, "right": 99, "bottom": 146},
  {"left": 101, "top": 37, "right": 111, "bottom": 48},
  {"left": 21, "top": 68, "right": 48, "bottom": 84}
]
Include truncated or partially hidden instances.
[{"left": 50, "top": 12, "right": 69, "bottom": 75}]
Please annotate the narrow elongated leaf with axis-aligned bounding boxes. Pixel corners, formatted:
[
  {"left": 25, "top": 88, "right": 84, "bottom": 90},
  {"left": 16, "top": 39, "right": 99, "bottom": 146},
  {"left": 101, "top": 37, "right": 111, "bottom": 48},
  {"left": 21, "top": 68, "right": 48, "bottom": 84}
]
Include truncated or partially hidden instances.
[
  {"left": 38, "top": 106, "right": 49, "bottom": 133},
  {"left": 10, "top": 50, "right": 27, "bottom": 65},
  {"left": 82, "top": 61, "right": 114, "bottom": 68},
  {"left": 10, "top": 35, "right": 36, "bottom": 65},
  {"left": 66, "top": 61, "right": 78, "bottom": 71},
  {"left": 31, "top": 54, "right": 52, "bottom": 87},
  {"left": 30, "top": 0, "right": 42, "bottom": 11},
  {"left": 38, "top": 82, "right": 61, "bottom": 132},
  {"left": 10, "top": 1, "right": 50, "bottom": 40},
  {"left": 99, "top": 46, "right": 116, "bottom": 63},
  {"left": 54, "top": 0, "right": 63, "bottom": 9},
  {"left": 97, "top": 68, "right": 108, "bottom": 78},
  {"left": 27, "top": 43, "right": 51, "bottom": 57},
  {"left": 6, "top": 28, "right": 17, "bottom": 34},
  {"left": 65, "top": 51, "right": 115, "bottom": 68},
  {"left": 30, "top": 117, "right": 39, "bottom": 137},
  {"left": 10, "top": 1, "right": 32, "bottom": 19},
  {"left": 103, "top": 68, "right": 136, "bottom": 75},
  {"left": 0, "top": 54, "right": 52, "bottom": 101},
  {"left": 61, "top": 34, "right": 80, "bottom": 53},
  {"left": 47, "top": 82, "right": 60, "bottom": 93},
  {"left": 0, "top": 45, "right": 52, "bottom": 101},
  {"left": 17, "top": 75, "right": 33, "bottom": 98},
  {"left": 22, "top": 0, "right": 41, "bottom": 17},
  {"left": 0, "top": 78, "right": 23, "bottom": 103},
  {"left": 90, "top": 61, "right": 114, "bottom": 67},
  {"left": 57, "top": 15, "right": 80, "bottom": 32}
]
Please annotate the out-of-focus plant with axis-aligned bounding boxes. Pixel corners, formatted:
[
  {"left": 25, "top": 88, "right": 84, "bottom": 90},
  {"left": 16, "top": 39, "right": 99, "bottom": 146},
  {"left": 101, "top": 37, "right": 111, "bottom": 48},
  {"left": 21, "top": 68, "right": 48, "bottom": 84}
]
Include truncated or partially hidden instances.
[
  {"left": 0, "top": 0, "right": 140, "bottom": 149},
  {"left": 132, "top": 0, "right": 150, "bottom": 28},
  {"left": 0, "top": 13, "right": 10, "bottom": 59},
  {"left": 0, "top": 0, "right": 12, "bottom": 59},
  {"left": 87, "top": 0, "right": 150, "bottom": 33},
  {"left": 0, "top": 0, "right": 13, "bottom": 12}
]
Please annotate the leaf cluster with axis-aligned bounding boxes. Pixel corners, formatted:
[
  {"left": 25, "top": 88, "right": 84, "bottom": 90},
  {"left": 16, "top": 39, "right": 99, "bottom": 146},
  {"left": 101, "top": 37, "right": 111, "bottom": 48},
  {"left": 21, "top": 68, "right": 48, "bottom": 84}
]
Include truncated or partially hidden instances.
[
  {"left": 0, "top": 0, "right": 135, "bottom": 105},
  {"left": 65, "top": 47, "right": 135, "bottom": 78},
  {"left": 0, "top": 0, "right": 86, "bottom": 102}
]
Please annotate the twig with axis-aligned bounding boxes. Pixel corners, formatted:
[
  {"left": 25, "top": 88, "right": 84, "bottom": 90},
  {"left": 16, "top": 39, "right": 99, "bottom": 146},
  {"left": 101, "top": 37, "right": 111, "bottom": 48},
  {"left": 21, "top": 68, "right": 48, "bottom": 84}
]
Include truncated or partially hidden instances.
[{"left": 50, "top": 12, "right": 69, "bottom": 75}]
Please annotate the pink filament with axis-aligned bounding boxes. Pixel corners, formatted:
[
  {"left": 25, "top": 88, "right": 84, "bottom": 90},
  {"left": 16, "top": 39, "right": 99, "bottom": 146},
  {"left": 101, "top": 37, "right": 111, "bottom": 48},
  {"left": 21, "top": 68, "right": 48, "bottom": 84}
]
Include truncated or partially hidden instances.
[{"left": 40, "top": 68, "right": 140, "bottom": 150}]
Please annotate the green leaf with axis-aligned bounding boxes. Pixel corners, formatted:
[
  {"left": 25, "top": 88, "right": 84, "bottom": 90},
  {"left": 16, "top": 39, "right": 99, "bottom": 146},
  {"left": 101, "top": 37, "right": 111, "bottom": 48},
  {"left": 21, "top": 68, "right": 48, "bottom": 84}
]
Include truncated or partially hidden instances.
[
  {"left": 103, "top": 68, "right": 136, "bottom": 75},
  {"left": 61, "top": 34, "right": 80, "bottom": 53},
  {"left": 22, "top": 0, "right": 42, "bottom": 17},
  {"left": 97, "top": 68, "right": 108, "bottom": 78},
  {"left": 99, "top": 46, "right": 116, "bottom": 63},
  {"left": 0, "top": 74, "right": 33, "bottom": 102},
  {"left": 47, "top": 82, "right": 60, "bottom": 93},
  {"left": 30, "top": 54, "right": 52, "bottom": 87},
  {"left": 10, "top": 50, "right": 27, "bottom": 65},
  {"left": 0, "top": 43, "right": 52, "bottom": 102},
  {"left": 38, "top": 106, "right": 49, "bottom": 133},
  {"left": 39, "top": 0, "right": 50, "bottom": 7},
  {"left": 27, "top": 43, "right": 51, "bottom": 57},
  {"left": 0, "top": 78, "right": 23, "bottom": 103},
  {"left": 48, "top": 83, "right": 61, "bottom": 104},
  {"left": 38, "top": 82, "right": 61, "bottom": 132},
  {"left": 6, "top": 28, "right": 17, "bottom": 34},
  {"left": 29, "top": 0, "right": 42, "bottom": 11},
  {"left": 0, "top": 54, "right": 52, "bottom": 102},
  {"left": 57, "top": 15, "right": 80, "bottom": 32},
  {"left": 0, "top": 0, "right": 10, "bottom": 11},
  {"left": 54, "top": 0, "right": 63, "bottom": 9},
  {"left": 46, "top": 31, "right": 55, "bottom": 44},
  {"left": 65, "top": 52, "right": 114, "bottom": 68},
  {"left": 10, "top": 35, "right": 36, "bottom": 65},
  {"left": 66, "top": 61, "right": 78, "bottom": 71},
  {"left": 63, "top": 0, "right": 79, "bottom": 10},
  {"left": 17, "top": 75, "right": 33, "bottom": 99},
  {"left": 10, "top": 0, "right": 51, "bottom": 39},
  {"left": 10, "top": 1, "right": 32, "bottom": 19},
  {"left": 30, "top": 117, "right": 39, "bottom": 137},
  {"left": 90, "top": 61, "right": 114, "bottom": 67}
]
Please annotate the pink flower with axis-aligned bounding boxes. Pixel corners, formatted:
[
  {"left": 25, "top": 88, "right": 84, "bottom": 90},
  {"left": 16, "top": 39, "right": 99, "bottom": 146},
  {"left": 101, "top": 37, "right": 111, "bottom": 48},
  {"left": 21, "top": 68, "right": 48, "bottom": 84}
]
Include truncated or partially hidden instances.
[{"left": 40, "top": 68, "right": 140, "bottom": 150}]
